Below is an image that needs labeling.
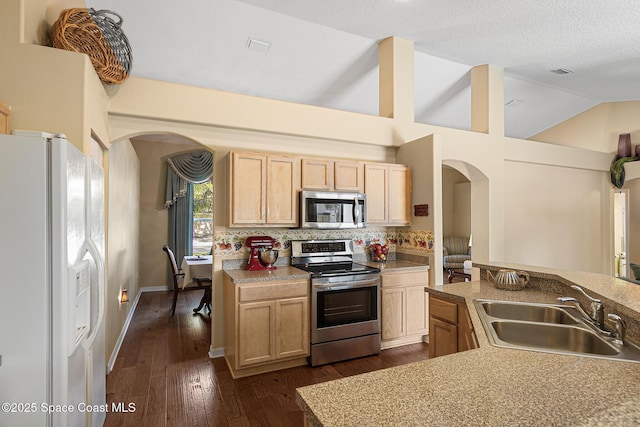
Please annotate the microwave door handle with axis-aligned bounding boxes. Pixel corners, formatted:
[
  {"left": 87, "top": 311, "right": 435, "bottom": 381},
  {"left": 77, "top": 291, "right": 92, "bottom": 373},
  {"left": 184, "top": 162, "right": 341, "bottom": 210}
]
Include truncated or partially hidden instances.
[{"left": 353, "top": 196, "right": 360, "bottom": 226}]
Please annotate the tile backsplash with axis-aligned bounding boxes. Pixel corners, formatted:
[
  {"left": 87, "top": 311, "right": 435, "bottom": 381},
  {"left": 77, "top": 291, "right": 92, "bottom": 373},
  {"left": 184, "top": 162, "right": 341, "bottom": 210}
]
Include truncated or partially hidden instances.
[{"left": 213, "top": 227, "right": 434, "bottom": 260}]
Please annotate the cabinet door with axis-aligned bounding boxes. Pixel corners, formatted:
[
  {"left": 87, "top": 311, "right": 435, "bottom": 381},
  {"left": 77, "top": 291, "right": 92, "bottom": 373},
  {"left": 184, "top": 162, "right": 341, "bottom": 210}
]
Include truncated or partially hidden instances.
[
  {"left": 266, "top": 155, "right": 300, "bottom": 226},
  {"left": 0, "top": 100, "right": 11, "bottom": 135},
  {"left": 405, "top": 285, "right": 428, "bottom": 336},
  {"left": 381, "top": 288, "right": 405, "bottom": 340},
  {"left": 238, "top": 301, "right": 275, "bottom": 366},
  {"left": 364, "top": 163, "right": 388, "bottom": 224},
  {"left": 275, "top": 297, "right": 309, "bottom": 359},
  {"left": 429, "top": 317, "right": 458, "bottom": 358},
  {"left": 458, "top": 303, "right": 479, "bottom": 352},
  {"left": 229, "top": 152, "right": 266, "bottom": 225},
  {"left": 388, "top": 165, "right": 411, "bottom": 225},
  {"left": 301, "top": 158, "right": 332, "bottom": 190},
  {"left": 334, "top": 161, "right": 364, "bottom": 192}
]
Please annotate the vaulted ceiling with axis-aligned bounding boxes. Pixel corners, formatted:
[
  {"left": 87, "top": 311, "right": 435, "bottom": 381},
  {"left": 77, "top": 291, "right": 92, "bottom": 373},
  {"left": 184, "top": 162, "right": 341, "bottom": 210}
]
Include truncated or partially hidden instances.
[{"left": 86, "top": 0, "right": 640, "bottom": 141}]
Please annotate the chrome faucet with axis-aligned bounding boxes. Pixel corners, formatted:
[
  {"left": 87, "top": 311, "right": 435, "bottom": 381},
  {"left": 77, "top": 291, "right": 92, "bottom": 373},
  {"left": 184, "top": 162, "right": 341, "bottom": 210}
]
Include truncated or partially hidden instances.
[
  {"left": 557, "top": 285, "right": 605, "bottom": 330},
  {"left": 557, "top": 296, "right": 593, "bottom": 323},
  {"left": 608, "top": 314, "right": 626, "bottom": 345}
]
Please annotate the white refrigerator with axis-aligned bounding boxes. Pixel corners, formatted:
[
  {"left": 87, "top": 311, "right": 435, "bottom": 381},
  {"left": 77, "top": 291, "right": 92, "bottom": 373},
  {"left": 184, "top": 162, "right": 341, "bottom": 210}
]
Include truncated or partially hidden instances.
[{"left": 0, "top": 131, "right": 106, "bottom": 427}]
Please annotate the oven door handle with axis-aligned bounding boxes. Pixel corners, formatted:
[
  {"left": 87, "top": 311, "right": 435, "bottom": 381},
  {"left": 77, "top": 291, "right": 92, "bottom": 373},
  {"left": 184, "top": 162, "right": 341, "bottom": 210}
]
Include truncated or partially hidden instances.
[{"left": 313, "top": 277, "right": 379, "bottom": 291}]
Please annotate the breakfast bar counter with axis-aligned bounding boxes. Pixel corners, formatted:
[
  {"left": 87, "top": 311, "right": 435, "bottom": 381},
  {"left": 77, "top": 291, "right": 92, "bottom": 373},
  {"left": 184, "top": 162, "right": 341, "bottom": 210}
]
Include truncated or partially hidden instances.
[{"left": 296, "top": 263, "right": 640, "bottom": 426}]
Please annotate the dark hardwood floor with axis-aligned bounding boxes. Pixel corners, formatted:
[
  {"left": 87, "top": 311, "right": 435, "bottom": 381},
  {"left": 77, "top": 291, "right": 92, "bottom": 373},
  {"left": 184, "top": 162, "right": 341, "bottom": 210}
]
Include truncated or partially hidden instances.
[{"left": 104, "top": 290, "right": 430, "bottom": 427}]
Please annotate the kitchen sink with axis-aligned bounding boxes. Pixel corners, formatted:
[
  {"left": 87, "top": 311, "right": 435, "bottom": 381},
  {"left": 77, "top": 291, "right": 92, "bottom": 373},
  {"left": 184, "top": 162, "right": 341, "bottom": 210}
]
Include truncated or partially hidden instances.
[
  {"left": 478, "top": 300, "right": 580, "bottom": 324},
  {"left": 490, "top": 321, "right": 618, "bottom": 355},
  {"left": 473, "top": 299, "right": 640, "bottom": 363}
]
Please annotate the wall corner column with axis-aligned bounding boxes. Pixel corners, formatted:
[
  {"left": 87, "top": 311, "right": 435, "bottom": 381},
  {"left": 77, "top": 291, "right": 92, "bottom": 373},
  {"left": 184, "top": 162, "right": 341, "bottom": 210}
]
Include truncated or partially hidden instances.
[
  {"left": 378, "top": 36, "right": 414, "bottom": 123},
  {"left": 471, "top": 64, "right": 504, "bottom": 136}
]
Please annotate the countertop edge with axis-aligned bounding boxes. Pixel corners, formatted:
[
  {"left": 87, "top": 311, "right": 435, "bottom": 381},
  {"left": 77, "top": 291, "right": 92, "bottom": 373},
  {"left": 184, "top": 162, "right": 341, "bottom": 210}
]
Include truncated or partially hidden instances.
[
  {"left": 222, "top": 266, "right": 311, "bottom": 283},
  {"left": 222, "top": 260, "right": 429, "bottom": 283},
  {"left": 297, "top": 273, "right": 640, "bottom": 427}
]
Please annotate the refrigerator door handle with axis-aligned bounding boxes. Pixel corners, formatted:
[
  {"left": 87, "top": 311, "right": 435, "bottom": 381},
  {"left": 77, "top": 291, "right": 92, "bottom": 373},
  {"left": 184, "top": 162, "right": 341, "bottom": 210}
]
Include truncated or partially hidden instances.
[{"left": 80, "top": 239, "right": 105, "bottom": 349}]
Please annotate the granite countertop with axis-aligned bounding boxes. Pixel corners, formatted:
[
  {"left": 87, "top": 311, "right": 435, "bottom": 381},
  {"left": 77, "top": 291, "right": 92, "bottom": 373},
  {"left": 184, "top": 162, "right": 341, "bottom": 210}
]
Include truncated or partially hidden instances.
[
  {"left": 224, "top": 259, "right": 428, "bottom": 283},
  {"left": 476, "top": 261, "right": 640, "bottom": 314},
  {"left": 223, "top": 265, "right": 310, "bottom": 283},
  {"left": 296, "top": 264, "right": 640, "bottom": 427},
  {"left": 362, "top": 259, "right": 430, "bottom": 272}
]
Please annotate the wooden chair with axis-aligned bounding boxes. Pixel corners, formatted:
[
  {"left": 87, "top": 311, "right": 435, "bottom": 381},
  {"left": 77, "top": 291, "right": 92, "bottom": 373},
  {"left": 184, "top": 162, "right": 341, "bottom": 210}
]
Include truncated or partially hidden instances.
[{"left": 162, "top": 244, "right": 212, "bottom": 316}]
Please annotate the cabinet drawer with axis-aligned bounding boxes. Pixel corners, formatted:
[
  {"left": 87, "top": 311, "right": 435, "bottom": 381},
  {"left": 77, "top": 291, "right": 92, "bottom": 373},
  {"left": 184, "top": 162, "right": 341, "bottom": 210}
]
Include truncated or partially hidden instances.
[
  {"left": 430, "top": 296, "right": 457, "bottom": 324},
  {"left": 239, "top": 280, "right": 308, "bottom": 303},
  {"left": 381, "top": 270, "right": 428, "bottom": 287}
]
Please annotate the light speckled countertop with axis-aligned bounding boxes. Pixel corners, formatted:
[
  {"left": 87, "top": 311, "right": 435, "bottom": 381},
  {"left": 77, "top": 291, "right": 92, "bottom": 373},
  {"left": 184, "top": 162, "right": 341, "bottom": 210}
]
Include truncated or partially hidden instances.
[
  {"left": 223, "top": 259, "right": 429, "bottom": 283},
  {"left": 223, "top": 265, "right": 310, "bottom": 283},
  {"left": 296, "top": 263, "right": 640, "bottom": 427},
  {"left": 362, "top": 259, "right": 430, "bottom": 272}
]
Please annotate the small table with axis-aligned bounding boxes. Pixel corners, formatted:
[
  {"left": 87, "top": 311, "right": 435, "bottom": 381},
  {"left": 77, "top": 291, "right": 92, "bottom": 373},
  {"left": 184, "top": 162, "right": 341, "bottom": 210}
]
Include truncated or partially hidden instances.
[
  {"left": 448, "top": 268, "right": 471, "bottom": 283},
  {"left": 181, "top": 255, "right": 213, "bottom": 313}
]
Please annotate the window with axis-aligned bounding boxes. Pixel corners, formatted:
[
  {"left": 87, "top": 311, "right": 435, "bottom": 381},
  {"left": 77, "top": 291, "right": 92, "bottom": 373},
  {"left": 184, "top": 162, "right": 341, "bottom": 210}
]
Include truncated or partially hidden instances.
[{"left": 192, "top": 180, "right": 213, "bottom": 256}]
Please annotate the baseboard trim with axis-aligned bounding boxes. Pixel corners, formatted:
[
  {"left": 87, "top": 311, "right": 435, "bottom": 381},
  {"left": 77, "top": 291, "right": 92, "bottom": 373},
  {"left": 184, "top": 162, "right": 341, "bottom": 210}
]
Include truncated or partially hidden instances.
[
  {"left": 209, "top": 345, "right": 225, "bottom": 359},
  {"left": 140, "top": 285, "right": 170, "bottom": 293},
  {"left": 106, "top": 286, "right": 169, "bottom": 373}
]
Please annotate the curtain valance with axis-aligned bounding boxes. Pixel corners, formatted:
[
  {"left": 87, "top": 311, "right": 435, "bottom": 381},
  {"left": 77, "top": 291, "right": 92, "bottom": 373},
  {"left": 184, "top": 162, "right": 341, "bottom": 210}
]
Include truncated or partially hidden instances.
[{"left": 164, "top": 150, "right": 213, "bottom": 208}]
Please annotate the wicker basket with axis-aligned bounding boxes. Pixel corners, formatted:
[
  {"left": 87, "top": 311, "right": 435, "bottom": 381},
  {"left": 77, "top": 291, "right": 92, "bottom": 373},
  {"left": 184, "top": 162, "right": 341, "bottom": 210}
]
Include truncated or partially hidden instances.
[{"left": 52, "top": 8, "right": 132, "bottom": 84}]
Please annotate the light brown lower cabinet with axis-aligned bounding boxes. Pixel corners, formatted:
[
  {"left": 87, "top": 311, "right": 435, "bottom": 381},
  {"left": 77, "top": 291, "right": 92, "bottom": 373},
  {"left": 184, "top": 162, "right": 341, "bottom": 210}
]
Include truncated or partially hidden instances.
[
  {"left": 224, "top": 274, "right": 309, "bottom": 378},
  {"left": 381, "top": 269, "right": 429, "bottom": 349},
  {"left": 428, "top": 293, "right": 478, "bottom": 358},
  {"left": 0, "top": 100, "right": 11, "bottom": 134}
]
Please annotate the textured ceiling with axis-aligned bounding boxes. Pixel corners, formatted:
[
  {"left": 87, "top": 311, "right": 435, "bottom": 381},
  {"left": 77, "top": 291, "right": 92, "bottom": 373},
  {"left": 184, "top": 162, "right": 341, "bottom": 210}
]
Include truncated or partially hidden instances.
[
  {"left": 239, "top": 0, "right": 640, "bottom": 102},
  {"left": 86, "top": 0, "right": 640, "bottom": 141}
]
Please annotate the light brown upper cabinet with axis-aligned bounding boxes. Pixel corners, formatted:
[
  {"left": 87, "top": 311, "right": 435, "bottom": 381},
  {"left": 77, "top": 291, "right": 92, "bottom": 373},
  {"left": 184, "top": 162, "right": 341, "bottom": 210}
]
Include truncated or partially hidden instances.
[
  {"left": 228, "top": 151, "right": 300, "bottom": 227},
  {"left": 334, "top": 161, "right": 364, "bottom": 192},
  {"left": 301, "top": 157, "right": 364, "bottom": 192},
  {"left": 364, "top": 163, "right": 411, "bottom": 226}
]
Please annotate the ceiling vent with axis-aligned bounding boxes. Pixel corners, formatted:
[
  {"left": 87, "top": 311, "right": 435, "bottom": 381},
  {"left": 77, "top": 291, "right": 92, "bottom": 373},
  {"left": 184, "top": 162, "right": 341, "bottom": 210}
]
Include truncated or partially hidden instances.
[
  {"left": 550, "top": 68, "right": 574, "bottom": 75},
  {"left": 505, "top": 99, "right": 524, "bottom": 108},
  {"left": 246, "top": 38, "right": 271, "bottom": 53}
]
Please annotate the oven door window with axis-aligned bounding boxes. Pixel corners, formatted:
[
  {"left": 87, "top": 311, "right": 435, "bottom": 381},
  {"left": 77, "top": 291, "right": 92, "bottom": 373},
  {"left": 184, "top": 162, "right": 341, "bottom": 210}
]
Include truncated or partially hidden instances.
[{"left": 316, "top": 286, "right": 377, "bottom": 328}]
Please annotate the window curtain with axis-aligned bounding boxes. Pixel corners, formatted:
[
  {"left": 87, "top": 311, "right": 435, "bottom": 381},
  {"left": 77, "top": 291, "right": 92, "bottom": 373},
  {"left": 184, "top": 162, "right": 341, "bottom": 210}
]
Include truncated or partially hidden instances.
[{"left": 164, "top": 150, "right": 213, "bottom": 266}]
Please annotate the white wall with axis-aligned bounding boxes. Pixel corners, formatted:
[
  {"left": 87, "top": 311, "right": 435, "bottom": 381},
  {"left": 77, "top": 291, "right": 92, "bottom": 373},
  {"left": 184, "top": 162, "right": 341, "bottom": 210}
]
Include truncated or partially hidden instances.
[
  {"left": 441, "top": 167, "right": 471, "bottom": 237},
  {"left": 453, "top": 182, "right": 471, "bottom": 237},
  {"left": 106, "top": 140, "right": 140, "bottom": 362},
  {"left": 442, "top": 167, "right": 467, "bottom": 235},
  {"left": 503, "top": 160, "right": 608, "bottom": 273},
  {"left": 130, "top": 138, "right": 203, "bottom": 288}
]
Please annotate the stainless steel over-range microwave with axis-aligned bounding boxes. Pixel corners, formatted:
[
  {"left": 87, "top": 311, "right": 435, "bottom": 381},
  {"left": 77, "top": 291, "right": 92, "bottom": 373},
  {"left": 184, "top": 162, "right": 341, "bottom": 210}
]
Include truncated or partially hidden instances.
[{"left": 299, "top": 190, "right": 366, "bottom": 229}]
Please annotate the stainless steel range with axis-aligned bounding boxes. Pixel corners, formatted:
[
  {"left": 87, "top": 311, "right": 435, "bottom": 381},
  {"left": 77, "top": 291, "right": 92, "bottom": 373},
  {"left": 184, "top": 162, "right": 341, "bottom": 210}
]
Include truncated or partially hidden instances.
[{"left": 291, "top": 239, "right": 381, "bottom": 366}]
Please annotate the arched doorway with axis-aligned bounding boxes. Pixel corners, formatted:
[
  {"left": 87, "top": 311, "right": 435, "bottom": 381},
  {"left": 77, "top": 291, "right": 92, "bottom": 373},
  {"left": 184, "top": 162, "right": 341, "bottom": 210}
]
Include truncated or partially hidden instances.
[
  {"left": 105, "top": 132, "right": 215, "bottom": 369},
  {"left": 113, "top": 132, "right": 214, "bottom": 289},
  {"left": 441, "top": 159, "right": 490, "bottom": 280}
]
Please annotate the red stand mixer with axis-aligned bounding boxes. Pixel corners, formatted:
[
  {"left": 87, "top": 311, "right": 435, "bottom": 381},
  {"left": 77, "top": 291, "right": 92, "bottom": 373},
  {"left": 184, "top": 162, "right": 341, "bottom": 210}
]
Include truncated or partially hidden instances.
[{"left": 245, "top": 236, "right": 278, "bottom": 271}]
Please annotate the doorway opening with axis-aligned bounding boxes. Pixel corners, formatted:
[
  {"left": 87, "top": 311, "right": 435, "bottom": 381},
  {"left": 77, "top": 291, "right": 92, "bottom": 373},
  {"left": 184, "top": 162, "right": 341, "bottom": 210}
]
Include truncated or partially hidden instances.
[
  {"left": 440, "top": 159, "right": 490, "bottom": 281},
  {"left": 613, "top": 189, "right": 629, "bottom": 278}
]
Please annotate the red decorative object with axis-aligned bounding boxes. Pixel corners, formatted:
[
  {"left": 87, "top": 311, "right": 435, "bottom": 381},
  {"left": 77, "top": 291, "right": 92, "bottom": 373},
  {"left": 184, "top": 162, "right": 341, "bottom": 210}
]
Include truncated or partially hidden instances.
[
  {"left": 414, "top": 204, "right": 428, "bottom": 217},
  {"left": 369, "top": 243, "right": 388, "bottom": 262}
]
